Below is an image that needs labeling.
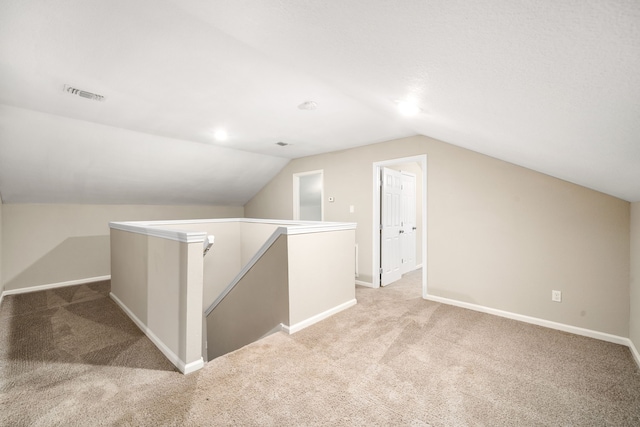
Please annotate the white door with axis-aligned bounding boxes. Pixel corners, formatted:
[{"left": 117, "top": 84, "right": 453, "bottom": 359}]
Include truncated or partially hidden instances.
[
  {"left": 381, "top": 167, "right": 403, "bottom": 286},
  {"left": 400, "top": 172, "right": 416, "bottom": 274}
]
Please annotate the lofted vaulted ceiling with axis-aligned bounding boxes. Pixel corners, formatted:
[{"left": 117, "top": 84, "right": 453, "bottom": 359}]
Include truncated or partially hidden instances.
[{"left": 1, "top": 0, "right": 639, "bottom": 205}]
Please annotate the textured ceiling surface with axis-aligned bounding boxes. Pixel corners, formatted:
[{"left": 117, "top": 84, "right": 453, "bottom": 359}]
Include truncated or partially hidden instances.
[{"left": 0, "top": 0, "right": 639, "bottom": 204}]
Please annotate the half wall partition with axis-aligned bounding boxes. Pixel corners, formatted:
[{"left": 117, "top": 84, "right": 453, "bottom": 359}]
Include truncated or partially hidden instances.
[{"left": 109, "top": 218, "right": 357, "bottom": 374}]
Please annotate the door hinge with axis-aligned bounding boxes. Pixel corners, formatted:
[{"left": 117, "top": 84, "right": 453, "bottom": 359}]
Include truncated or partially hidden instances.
[
  {"left": 379, "top": 267, "right": 383, "bottom": 274},
  {"left": 379, "top": 224, "right": 383, "bottom": 230}
]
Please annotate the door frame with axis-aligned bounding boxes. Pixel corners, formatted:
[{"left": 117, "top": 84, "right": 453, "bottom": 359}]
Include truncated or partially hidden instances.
[{"left": 372, "top": 155, "right": 427, "bottom": 298}]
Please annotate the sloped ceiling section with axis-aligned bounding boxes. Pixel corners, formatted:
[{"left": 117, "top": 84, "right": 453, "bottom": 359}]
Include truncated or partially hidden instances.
[
  {"left": 0, "top": 0, "right": 639, "bottom": 204},
  {"left": 0, "top": 105, "right": 289, "bottom": 205}
]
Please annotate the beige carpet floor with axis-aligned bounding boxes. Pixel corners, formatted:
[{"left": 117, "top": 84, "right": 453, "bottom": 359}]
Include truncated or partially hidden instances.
[{"left": 1, "top": 270, "right": 639, "bottom": 426}]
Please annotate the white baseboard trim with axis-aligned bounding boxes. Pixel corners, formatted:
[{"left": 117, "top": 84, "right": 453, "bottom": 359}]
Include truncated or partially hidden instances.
[
  {"left": 424, "top": 294, "right": 630, "bottom": 347},
  {"left": 181, "top": 358, "right": 205, "bottom": 375},
  {"left": 1, "top": 275, "right": 111, "bottom": 298},
  {"left": 627, "top": 338, "right": 640, "bottom": 369},
  {"left": 355, "top": 280, "right": 374, "bottom": 288},
  {"left": 110, "top": 292, "right": 201, "bottom": 374},
  {"left": 283, "top": 298, "right": 357, "bottom": 334}
]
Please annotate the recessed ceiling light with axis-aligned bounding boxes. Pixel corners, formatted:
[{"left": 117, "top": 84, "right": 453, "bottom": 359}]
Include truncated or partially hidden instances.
[
  {"left": 298, "top": 101, "right": 318, "bottom": 111},
  {"left": 396, "top": 100, "right": 422, "bottom": 116},
  {"left": 213, "top": 129, "right": 228, "bottom": 141}
]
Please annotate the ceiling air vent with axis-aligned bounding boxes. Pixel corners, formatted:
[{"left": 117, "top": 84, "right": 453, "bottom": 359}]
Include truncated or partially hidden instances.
[{"left": 63, "top": 84, "right": 106, "bottom": 102}]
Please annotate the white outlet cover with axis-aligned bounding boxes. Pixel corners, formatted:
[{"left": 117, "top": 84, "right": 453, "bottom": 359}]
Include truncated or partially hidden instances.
[{"left": 552, "top": 290, "right": 562, "bottom": 302}]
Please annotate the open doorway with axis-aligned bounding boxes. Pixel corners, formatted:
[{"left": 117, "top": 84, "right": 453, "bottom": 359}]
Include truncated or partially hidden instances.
[
  {"left": 372, "top": 155, "right": 427, "bottom": 298},
  {"left": 293, "top": 170, "right": 324, "bottom": 221}
]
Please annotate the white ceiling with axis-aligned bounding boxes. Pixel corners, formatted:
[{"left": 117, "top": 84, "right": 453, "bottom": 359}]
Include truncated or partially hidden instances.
[{"left": 1, "top": 0, "right": 639, "bottom": 205}]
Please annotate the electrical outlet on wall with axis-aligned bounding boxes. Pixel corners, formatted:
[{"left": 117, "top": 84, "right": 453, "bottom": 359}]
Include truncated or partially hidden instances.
[{"left": 552, "top": 290, "right": 562, "bottom": 302}]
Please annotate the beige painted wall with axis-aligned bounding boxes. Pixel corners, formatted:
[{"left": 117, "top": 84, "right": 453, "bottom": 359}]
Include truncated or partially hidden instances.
[
  {"left": 630, "top": 203, "right": 640, "bottom": 353},
  {"left": 245, "top": 135, "right": 630, "bottom": 337},
  {"left": 110, "top": 229, "right": 204, "bottom": 370},
  {"left": 2, "top": 204, "right": 242, "bottom": 292},
  {"left": 206, "top": 235, "right": 289, "bottom": 360},
  {"left": 110, "top": 229, "right": 149, "bottom": 322},
  {"left": 181, "top": 240, "right": 204, "bottom": 365},
  {"left": 287, "top": 230, "right": 356, "bottom": 325},
  {"left": 0, "top": 199, "right": 3, "bottom": 297},
  {"left": 161, "top": 221, "right": 280, "bottom": 310},
  {"left": 240, "top": 222, "right": 280, "bottom": 265},
  {"left": 147, "top": 235, "right": 182, "bottom": 356},
  {"left": 164, "top": 222, "right": 242, "bottom": 310}
]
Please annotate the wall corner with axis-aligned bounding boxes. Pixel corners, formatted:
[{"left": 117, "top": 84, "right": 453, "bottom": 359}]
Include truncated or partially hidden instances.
[
  {"left": 630, "top": 202, "right": 640, "bottom": 365},
  {"left": 0, "top": 196, "right": 3, "bottom": 304}
]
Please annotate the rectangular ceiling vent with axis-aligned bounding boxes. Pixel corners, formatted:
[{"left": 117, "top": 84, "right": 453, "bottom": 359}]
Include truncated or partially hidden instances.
[{"left": 63, "top": 84, "right": 106, "bottom": 102}]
